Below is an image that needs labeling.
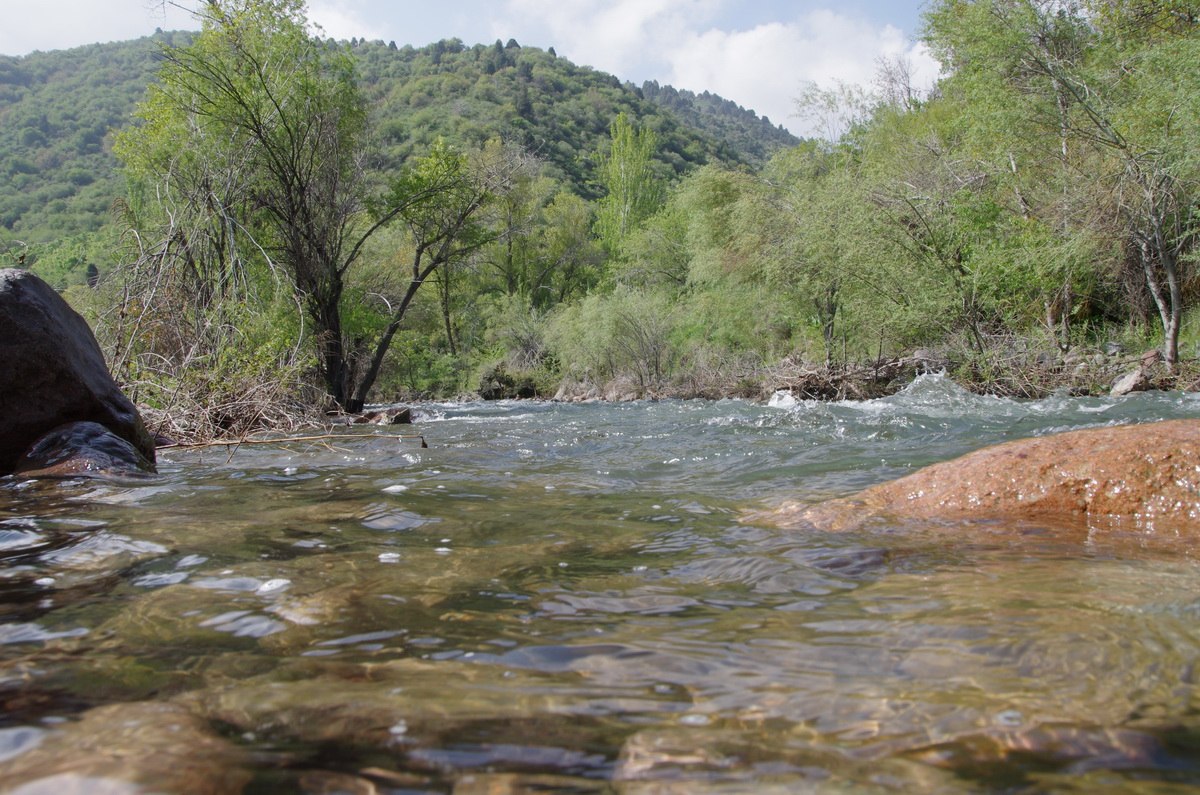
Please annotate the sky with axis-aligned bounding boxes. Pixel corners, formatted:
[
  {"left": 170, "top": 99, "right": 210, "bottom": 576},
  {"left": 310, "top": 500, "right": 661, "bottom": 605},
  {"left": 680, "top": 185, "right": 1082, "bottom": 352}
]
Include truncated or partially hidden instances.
[{"left": 0, "top": 0, "right": 939, "bottom": 137}]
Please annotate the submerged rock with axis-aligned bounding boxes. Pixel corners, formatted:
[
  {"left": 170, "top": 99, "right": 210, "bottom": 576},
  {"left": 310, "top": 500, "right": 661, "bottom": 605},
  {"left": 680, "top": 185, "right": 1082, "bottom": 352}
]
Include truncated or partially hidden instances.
[
  {"left": 760, "top": 419, "right": 1200, "bottom": 532},
  {"left": 0, "top": 701, "right": 250, "bottom": 794},
  {"left": 353, "top": 406, "right": 412, "bottom": 425},
  {"left": 13, "top": 421, "right": 155, "bottom": 478},
  {"left": 478, "top": 362, "right": 538, "bottom": 400},
  {"left": 613, "top": 727, "right": 962, "bottom": 792},
  {"left": 0, "top": 269, "right": 155, "bottom": 477},
  {"left": 180, "top": 657, "right": 588, "bottom": 750}
]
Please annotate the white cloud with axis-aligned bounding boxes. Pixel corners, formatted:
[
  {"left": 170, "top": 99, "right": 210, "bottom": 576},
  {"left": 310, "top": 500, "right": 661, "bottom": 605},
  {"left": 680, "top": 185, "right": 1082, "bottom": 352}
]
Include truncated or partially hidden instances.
[
  {"left": 307, "top": 0, "right": 386, "bottom": 42},
  {"left": 0, "top": 0, "right": 194, "bottom": 55},
  {"left": 496, "top": 0, "right": 939, "bottom": 138},
  {"left": 665, "top": 23, "right": 805, "bottom": 128},
  {"left": 0, "top": 0, "right": 939, "bottom": 140},
  {"left": 498, "top": 0, "right": 721, "bottom": 78},
  {"left": 665, "top": 11, "right": 940, "bottom": 135}
]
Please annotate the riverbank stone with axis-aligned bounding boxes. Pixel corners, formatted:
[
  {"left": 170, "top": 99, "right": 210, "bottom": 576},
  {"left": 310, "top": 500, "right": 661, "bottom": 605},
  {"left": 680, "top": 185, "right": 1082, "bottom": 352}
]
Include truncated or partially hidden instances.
[
  {"left": 0, "top": 268, "right": 155, "bottom": 477},
  {"left": 353, "top": 406, "right": 413, "bottom": 424},
  {"left": 1110, "top": 368, "right": 1150, "bottom": 397},
  {"left": 759, "top": 419, "right": 1200, "bottom": 532}
]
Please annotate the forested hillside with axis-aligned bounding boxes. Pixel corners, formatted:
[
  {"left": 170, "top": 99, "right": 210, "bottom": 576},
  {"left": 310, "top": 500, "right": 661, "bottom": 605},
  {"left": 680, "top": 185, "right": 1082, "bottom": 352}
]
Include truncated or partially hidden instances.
[
  {"left": 0, "top": 31, "right": 796, "bottom": 281},
  {"left": 350, "top": 37, "right": 797, "bottom": 195}
]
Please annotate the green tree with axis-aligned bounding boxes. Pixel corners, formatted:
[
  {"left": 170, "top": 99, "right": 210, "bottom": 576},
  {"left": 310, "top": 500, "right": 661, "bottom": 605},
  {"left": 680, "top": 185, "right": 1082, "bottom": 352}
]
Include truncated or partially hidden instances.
[
  {"left": 595, "top": 112, "right": 664, "bottom": 253},
  {"left": 924, "top": 0, "right": 1200, "bottom": 365},
  {"left": 117, "top": 0, "right": 516, "bottom": 411},
  {"left": 349, "top": 139, "right": 531, "bottom": 410},
  {"left": 533, "top": 191, "right": 603, "bottom": 306},
  {"left": 117, "top": 0, "right": 368, "bottom": 406},
  {"left": 745, "top": 145, "right": 882, "bottom": 362}
]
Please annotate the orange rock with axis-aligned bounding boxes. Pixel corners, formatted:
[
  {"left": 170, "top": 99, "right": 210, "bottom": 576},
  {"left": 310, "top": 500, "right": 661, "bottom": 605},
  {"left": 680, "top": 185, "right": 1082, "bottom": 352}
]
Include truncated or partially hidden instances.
[{"left": 758, "top": 419, "right": 1200, "bottom": 532}]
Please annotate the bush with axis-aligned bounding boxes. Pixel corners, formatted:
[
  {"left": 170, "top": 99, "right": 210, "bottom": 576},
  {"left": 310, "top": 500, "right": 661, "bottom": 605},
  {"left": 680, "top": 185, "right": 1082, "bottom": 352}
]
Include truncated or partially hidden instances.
[
  {"left": 482, "top": 293, "right": 548, "bottom": 371},
  {"left": 74, "top": 254, "right": 316, "bottom": 442},
  {"left": 546, "top": 285, "right": 678, "bottom": 389}
]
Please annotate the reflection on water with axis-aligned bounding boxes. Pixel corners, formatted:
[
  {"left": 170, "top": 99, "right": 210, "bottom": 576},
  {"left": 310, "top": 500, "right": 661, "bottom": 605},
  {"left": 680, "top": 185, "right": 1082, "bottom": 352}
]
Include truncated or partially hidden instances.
[{"left": 2, "top": 377, "right": 1200, "bottom": 792}]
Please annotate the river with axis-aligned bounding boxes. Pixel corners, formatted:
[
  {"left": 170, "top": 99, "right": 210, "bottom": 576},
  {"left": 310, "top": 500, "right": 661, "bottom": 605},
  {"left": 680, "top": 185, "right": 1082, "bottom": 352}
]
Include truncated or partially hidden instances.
[{"left": 2, "top": 375, "right": 1200, "bottom": 792}]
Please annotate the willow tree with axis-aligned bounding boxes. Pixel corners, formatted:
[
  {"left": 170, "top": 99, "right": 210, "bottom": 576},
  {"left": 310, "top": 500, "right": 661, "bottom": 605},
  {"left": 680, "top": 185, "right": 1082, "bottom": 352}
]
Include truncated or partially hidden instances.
[
  {"left": 117, "top": 0, "right": 507, "bottom": 410},
  {"left": 924, "top": 0, "right": 1200, "bottom": 365}
]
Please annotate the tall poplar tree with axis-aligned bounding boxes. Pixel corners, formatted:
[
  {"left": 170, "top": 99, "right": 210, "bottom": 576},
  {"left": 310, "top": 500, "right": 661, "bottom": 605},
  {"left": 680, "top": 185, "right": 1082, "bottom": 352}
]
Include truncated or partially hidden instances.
[{"left": 595, "top": 112, "right": 664, "bottom": 254}]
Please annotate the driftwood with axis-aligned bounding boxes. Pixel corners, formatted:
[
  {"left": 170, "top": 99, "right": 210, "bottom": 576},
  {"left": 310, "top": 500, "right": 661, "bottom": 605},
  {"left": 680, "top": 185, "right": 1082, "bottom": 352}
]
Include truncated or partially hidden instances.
[
  {"left": 158, "top": 432, "right": 428, "bottom": 450},
  {"left": 769, "top": 356, "right": 916, "bottom": 401}
]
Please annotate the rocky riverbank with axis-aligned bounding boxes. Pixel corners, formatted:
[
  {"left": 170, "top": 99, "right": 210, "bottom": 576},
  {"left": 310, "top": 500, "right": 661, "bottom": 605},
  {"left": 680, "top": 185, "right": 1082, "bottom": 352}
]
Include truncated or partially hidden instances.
[{"left": 541, "top": 344, "right": 1195, "bottom": 405}]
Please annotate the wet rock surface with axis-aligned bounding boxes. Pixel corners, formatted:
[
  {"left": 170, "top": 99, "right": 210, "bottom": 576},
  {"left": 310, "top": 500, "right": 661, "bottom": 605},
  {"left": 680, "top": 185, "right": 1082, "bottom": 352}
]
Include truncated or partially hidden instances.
[
  {"left": 0, "top": 269, "right": 155, "bottom": 477},
  {"left": 3, "top": 397, "right": 1200, "bottom": 790},
  {"left": 13, "top": 421, "right": 156, "bottom": 479},
  {"left": 0, "top": 701, "right": 250, "bottom": 794},
  {"left": 353, "top": 406, "right": 412, "bottom": 424},
  {"left": 760, "top": 419, "right": 1200, "bottom": 532}
]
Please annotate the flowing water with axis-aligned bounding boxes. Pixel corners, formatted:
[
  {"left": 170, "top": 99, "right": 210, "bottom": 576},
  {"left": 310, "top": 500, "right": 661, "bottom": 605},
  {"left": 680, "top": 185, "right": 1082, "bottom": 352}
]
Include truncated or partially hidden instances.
[{"left": 3, "top": 376, "right": 1200, "bottom": 793}]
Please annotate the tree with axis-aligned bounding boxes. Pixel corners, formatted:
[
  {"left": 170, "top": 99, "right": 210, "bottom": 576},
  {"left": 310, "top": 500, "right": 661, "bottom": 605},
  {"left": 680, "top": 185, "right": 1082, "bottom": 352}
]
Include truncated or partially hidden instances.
[
  {"left": 117, "top": 0, "right": 518, "bottom": 411},
  {"left": 1089, "top": 0, "right": 1200, "bottom": 38},
  {"left": 347, "top": 139, "right": 532, "bottom": 411},
  {"left": 924, "top": 0, "right": 1199, "bottom": 366},
  {"left": 480, "top": 163, "right": 555, "bottom": 298},
  {"left": 594, "top": 112, "right": 664, "bottom": 253},
  {"left": 531, "top": 191, "right": 603, "bottom": 307},
  {"left": 746, "top": 145, "right": 875, "bottom": 362},
  {"left": 794, "top": 80, "right": 876, "bottom": 143},
  {"left": 615, "top": 201, "right": 691, "bottom": 290}
]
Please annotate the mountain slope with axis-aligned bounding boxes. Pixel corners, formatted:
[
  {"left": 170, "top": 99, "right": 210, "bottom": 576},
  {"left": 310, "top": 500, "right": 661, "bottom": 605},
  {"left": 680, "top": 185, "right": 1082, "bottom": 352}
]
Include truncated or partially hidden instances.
[{"left": 0, "top": 34, "right": 800, "bottom": 261}]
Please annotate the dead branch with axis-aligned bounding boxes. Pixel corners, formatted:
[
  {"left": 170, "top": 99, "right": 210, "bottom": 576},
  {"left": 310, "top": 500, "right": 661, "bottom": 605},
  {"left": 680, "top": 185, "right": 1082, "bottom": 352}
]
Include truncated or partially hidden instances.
[{"left": 158, "top": 432, "right": 428, "bottom": 450}]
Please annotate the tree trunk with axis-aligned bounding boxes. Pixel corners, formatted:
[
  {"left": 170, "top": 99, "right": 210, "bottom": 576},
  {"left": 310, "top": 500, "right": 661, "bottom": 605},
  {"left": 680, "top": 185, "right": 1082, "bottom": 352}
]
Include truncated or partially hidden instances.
[
  {"left": 347, "top": 260, "right": 441, "bottom": 412},
  {"left": 815, "top": 281, "right": 839, "bottom": 367},
  {"left": 311, "top": 289, "right": 350, "bottom": 409},
  {"left": 439, "top": 265, "right": 457, "bottom": 356},
  {"left": 1135, "top": 192, "right": 1184, "bottom": 370}
]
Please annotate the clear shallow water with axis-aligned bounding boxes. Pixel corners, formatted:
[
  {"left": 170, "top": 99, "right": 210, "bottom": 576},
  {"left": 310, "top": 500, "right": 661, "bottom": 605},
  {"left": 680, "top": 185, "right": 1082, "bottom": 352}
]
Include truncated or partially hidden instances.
[{"left": 3, "top": 376, "right": 1200, "bottom": 792}]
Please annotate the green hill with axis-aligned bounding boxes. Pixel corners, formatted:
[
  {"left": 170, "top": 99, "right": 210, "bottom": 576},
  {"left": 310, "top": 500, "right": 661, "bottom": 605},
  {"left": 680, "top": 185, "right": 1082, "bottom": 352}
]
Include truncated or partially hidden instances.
[
  {"left": 0, "top": 32, "right": 189, "bottom": 246},
  {"left": 0, "top": 33, "right": 799, "bottom": 274}
]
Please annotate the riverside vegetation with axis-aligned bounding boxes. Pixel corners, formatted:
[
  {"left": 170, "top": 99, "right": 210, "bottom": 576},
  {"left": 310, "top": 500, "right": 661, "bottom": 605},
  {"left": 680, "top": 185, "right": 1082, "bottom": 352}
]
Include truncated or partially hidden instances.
[{"left": 2, "top": 0, "right": 1199, "bottom": 439}]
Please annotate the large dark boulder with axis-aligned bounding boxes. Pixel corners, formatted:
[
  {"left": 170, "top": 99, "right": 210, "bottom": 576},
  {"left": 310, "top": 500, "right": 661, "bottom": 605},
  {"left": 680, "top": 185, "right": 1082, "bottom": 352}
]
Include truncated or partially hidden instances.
[{"left": 0, "top": 268, "right": 156, "bottom": 475}]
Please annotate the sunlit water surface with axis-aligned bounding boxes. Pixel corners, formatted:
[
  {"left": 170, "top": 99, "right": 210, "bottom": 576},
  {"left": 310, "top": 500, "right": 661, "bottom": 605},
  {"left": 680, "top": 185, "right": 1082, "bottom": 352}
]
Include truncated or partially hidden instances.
[{"left": 3, "top": 376, "right": 1200, "bottom": 792}]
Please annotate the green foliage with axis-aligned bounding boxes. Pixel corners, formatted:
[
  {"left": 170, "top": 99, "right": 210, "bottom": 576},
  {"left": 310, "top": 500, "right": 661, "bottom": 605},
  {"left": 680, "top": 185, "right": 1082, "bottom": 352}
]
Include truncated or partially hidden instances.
[
  {"left": 0, "top": 33, "right": 190, "bottom": 255},
  {"left": 67, "top": 247, "right": 313, "bottom": 441},
  {"left": 482, "top": 293, "right": 548, "bottom": 371},
  {"left": 640, "top": 81, "right": 799, "bottom": 162},
  {"left": 674, "top": 284, "right": 798, "bottom": 360},
  {"left": 595, "top": 112, "right": 665, "bottom": 253},
  {"left": 612, "top": 200, "right": 690, "bottom": 289},
  {"left": 921, "top": 0, "right": 1200, "bottom": 364},
  {"left": 8, "top": 1, "right": 1198, "bottom": 404},
  {"left": 375, "top": 327, "right": 467, "bottom": 398},
  {"left": 114, "top": 0, "right": 381, "bottom": 409},
  {"left": 350, "top": 136, "right": 535, "bottom": 405},
  {"left": 546, "top": 286, "right": 678, "bottom": 388},
  {"left": 0, "top": 31, "right": 794, "bottom": 270}
]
